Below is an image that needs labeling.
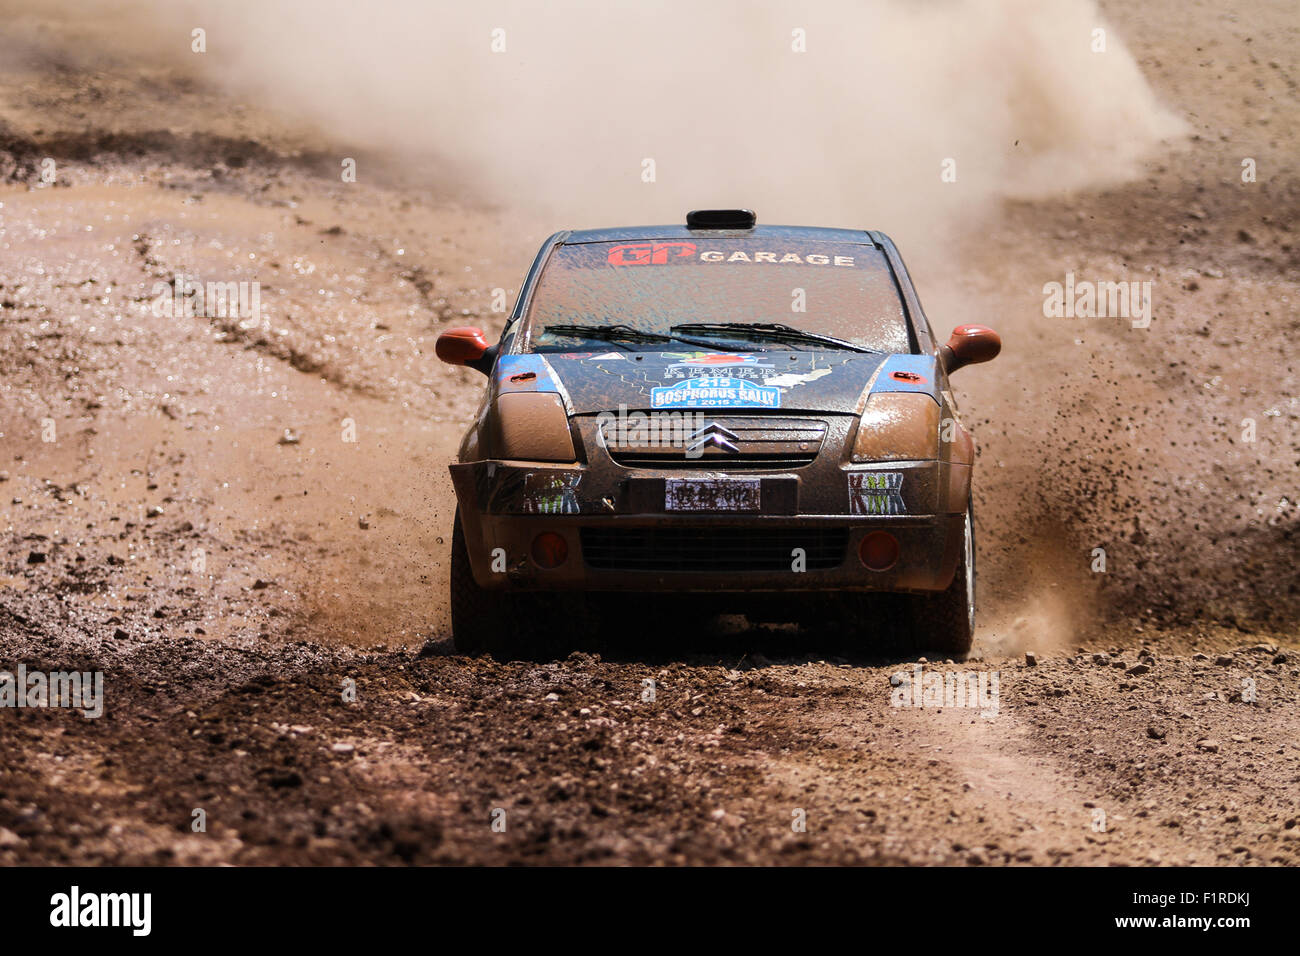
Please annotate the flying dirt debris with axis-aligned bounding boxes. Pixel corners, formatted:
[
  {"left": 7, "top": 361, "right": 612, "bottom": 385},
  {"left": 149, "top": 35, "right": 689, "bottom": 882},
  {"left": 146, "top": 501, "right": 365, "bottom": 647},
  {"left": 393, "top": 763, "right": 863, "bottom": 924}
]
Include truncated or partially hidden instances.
[{"left": 0, "top": 0, "right": 1297, "bottom": 888}]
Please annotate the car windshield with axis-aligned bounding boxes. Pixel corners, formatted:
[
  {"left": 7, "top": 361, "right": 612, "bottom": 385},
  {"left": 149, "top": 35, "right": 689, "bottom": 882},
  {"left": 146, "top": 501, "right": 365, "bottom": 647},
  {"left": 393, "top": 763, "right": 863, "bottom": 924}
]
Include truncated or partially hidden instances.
[{"left": 521, "top": 238, "right": 911, "bottom": 353}]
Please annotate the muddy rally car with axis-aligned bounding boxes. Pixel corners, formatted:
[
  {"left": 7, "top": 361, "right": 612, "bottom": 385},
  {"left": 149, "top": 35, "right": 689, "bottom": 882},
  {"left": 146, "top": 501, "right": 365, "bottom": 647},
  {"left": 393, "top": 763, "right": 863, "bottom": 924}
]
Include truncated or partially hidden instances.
[{"left": 436, "top": 210, "right": 1000, "bottom": 657}]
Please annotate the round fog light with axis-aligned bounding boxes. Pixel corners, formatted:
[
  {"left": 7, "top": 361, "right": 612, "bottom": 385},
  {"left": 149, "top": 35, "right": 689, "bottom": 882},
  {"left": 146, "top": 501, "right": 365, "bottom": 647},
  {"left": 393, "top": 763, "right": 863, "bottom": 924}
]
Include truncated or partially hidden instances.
[
  {"left": 531, "top": 532, "right": 568, "bottom": 569},
  {"left": 858, "top": 531, "right": 899, "bottom": 571}
]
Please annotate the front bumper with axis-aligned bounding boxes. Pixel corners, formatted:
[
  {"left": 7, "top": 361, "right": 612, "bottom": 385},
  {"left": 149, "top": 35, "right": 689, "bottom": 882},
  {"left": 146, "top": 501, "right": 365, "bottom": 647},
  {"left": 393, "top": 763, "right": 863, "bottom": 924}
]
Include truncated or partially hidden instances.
[{"left": 449, "top": 451, "right": 968, "bottom": 594}]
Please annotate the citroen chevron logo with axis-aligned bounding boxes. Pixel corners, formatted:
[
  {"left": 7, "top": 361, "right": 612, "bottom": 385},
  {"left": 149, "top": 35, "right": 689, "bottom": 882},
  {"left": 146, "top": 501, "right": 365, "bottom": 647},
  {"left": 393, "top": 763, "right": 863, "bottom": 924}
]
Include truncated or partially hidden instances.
[{"left": 686, "top": 421, "right": 739, "bottom": 454}]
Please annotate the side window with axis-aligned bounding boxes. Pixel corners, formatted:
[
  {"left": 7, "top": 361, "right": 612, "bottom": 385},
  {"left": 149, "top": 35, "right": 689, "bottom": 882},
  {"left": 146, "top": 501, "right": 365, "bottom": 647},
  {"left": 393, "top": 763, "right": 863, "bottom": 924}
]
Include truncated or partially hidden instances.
[{"left": 870, "top": 232, "right": 938, "bottom": 355}]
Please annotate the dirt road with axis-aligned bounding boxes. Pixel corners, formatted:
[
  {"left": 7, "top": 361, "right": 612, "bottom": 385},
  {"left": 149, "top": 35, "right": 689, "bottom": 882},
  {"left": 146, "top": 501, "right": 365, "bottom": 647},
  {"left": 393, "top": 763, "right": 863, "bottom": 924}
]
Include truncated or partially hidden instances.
[{"left": 1, "top": 0, "right": 1297, "bottom": 865}]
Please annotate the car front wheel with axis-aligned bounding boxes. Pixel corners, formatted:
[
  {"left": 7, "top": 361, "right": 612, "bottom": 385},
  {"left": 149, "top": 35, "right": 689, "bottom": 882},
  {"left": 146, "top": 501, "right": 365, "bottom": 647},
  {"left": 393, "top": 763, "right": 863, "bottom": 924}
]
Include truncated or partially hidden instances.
[
  {"left": 911, "top": 501, "right": 976, "bottom": 658},
  {"left": 449, "top": 509, "right": 531, "bottom": 658}
]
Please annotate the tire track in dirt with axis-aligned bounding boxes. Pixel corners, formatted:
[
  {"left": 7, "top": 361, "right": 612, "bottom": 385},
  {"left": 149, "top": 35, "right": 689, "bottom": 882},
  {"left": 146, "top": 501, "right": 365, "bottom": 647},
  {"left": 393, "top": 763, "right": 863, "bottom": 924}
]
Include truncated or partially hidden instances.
[{"left": 730, "top": 645, "right": 1300, "bottom": 866}]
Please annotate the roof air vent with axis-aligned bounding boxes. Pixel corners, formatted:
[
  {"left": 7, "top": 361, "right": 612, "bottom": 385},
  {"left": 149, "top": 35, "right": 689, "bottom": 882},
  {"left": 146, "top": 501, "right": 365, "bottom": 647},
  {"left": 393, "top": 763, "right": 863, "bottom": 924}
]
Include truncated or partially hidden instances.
[{"left": 685, "top": 209, "right": 756, "bottom": 230}]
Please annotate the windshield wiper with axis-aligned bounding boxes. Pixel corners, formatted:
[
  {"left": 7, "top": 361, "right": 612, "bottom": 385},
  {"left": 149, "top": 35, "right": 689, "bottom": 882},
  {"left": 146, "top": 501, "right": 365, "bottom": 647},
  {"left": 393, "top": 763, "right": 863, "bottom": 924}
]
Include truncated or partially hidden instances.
[
  {"left": 670, "top": 322, "right": 880, "bottom": 354},
  {"left": 537, "top": 324, "right": 745, "bottom": 351}
]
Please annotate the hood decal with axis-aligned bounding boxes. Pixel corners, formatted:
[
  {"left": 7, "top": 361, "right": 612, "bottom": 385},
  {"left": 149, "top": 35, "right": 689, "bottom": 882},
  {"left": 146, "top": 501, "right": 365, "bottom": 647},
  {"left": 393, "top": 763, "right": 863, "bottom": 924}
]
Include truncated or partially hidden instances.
[
  {"left": 763, "top": 366, "right": 834, "bottom": 389},
  {"left": 650, "top": 376, "right": 783, "bottom": 409}
]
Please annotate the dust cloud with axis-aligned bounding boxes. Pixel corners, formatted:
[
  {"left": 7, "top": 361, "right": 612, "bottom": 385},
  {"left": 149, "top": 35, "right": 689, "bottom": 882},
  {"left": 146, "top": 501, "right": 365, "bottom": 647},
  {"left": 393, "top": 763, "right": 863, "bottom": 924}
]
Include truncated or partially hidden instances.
[{"left": 47, "top": 0, "right": 1184, "bottom": 245}]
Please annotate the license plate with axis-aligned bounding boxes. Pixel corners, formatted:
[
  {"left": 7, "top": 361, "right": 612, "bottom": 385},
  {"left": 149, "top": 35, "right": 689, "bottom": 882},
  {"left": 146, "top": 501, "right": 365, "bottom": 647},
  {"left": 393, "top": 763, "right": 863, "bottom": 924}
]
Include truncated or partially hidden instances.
[{"left": 665, "top": 478, "right": 761, "bottom": 512}]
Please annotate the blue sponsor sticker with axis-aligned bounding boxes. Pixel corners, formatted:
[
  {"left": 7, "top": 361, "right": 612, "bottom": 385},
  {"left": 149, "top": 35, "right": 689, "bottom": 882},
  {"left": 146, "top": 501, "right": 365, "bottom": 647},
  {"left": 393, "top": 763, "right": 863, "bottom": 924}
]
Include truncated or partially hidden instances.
[
  {"left": 496, "top": 353, "right": 556, "bottom": 392},
  {"left": 650, "top": 376, "right": 781, "bottom": 409},
  {"left": 872, "top": 354, "right": 939, "bottom": 398}
]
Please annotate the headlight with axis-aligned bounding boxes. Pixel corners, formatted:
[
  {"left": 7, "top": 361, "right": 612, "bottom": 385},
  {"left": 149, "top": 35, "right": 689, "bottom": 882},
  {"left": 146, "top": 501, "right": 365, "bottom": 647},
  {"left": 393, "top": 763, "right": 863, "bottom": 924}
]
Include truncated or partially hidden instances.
[
  {"left": 491, "top": 392, "right": 578, "bottom": 462},
  {"left": 851, "top": 392, "right": 940, "bottom": 461}
]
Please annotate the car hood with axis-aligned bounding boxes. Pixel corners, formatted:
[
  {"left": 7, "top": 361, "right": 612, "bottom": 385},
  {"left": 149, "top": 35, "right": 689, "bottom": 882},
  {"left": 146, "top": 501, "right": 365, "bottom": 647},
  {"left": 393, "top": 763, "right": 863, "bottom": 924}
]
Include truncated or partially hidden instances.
[{"left": 494, "top": 350, "right": 940, "bottom": 415}]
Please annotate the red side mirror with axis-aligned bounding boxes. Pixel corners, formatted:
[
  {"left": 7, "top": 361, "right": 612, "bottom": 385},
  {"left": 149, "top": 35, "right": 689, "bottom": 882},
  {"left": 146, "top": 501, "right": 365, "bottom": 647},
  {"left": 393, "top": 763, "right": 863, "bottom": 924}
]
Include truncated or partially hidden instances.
[
  {"left": 940, "top": 325, "right": 1001, "bottom": 374},
  {"left": 436, "top": 327, "right": 491, "bottom": 367}
]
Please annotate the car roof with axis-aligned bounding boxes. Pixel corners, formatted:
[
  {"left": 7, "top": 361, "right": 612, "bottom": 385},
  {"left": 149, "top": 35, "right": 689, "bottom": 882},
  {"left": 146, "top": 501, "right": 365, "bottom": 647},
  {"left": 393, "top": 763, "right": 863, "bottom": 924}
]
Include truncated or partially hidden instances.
[{"left": 560, "top": 224, "right": 881, "bottom": 245}]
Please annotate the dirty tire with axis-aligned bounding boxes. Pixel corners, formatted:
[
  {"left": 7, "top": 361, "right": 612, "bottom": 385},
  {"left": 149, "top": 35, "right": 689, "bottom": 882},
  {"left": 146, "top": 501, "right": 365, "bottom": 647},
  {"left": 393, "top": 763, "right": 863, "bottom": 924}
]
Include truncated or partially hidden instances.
[
  {"left": 450, "top": 509, "right": 530, "bottom": 658},
  {"left": 910, "top": 501, "right": 975, "bottom": 658}
]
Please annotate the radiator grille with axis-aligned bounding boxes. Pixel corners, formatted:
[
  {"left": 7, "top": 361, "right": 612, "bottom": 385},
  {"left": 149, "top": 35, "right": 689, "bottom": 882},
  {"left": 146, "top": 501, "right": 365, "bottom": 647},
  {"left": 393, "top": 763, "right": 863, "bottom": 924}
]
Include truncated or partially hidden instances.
[{"left": 603, "top": 416, "right": 826, "bottom": 469}]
